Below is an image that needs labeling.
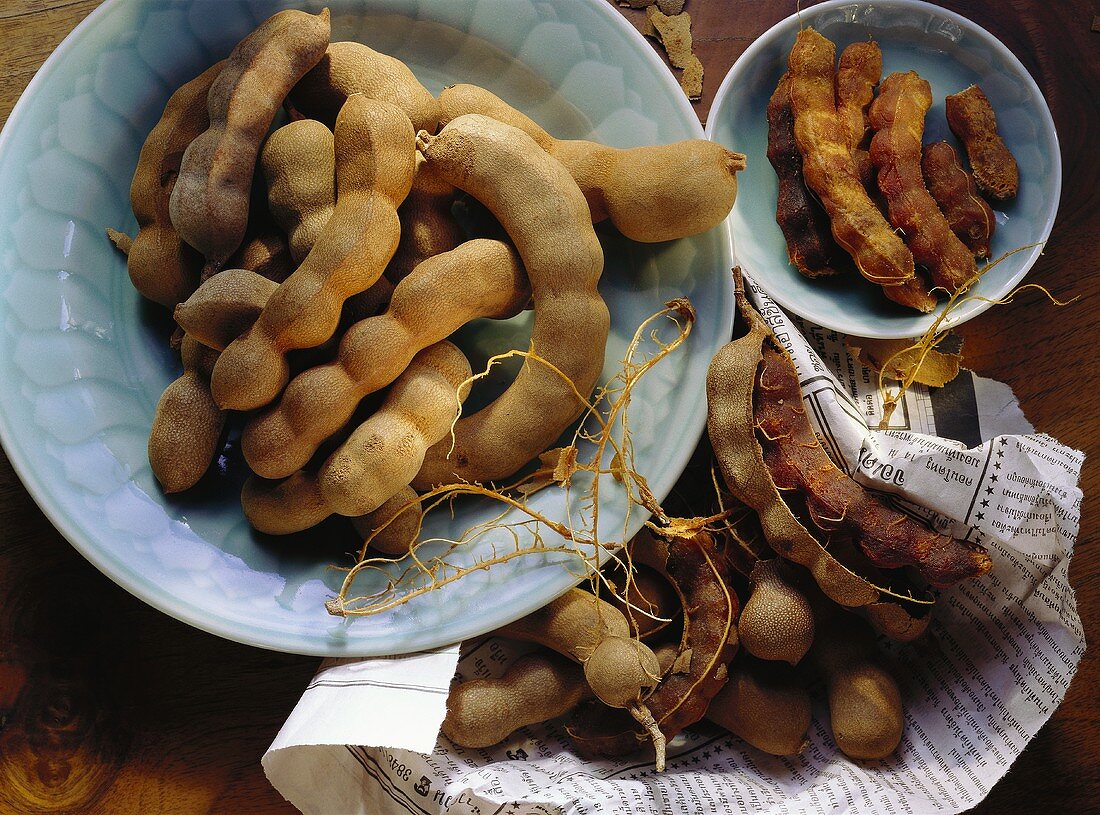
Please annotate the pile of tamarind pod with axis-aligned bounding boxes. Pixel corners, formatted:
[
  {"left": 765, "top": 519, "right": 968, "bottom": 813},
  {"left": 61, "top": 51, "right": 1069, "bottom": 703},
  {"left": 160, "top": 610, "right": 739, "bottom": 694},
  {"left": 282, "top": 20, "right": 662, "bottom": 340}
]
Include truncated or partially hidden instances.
[
  {"left": 115, "top": 8, "right": 747, "bottom": 546},
  {"left": 771, "top": 28, "right": 1017, "bottom": 309}
]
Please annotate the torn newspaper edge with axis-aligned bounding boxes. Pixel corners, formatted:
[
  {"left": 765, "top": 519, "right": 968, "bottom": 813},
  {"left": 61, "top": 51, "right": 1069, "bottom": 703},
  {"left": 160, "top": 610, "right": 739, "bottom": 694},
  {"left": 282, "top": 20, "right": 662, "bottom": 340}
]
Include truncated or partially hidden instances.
[{"left": 264, "top": 277, "right": 1084, "bottom": 815}]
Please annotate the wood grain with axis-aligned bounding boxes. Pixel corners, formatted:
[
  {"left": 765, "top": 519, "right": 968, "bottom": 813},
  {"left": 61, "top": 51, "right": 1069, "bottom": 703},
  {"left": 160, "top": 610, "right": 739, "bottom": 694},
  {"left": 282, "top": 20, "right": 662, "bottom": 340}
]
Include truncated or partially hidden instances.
[{"left": 0, "top": 2, "right": 1096, "bottom": 813}]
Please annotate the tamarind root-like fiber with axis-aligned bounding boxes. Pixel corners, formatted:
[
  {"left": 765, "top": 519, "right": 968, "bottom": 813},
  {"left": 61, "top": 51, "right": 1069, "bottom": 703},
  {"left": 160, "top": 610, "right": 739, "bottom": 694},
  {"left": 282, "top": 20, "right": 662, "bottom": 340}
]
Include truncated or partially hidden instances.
[
  {"left": 869, "top": 72, "right": 976, "bottom": 293},
  {"left": 921, "top": 141, "right": 995, "bottom": 258},
  {"left": 945, "top": 85, "right": 1018, "bottom": 201},
  {"left": 754, "top": 341, "right": 992, "bottom": 587},
  {"left": 767, "top": 73, "right": 846, "bottom": 279},
  {"left": 787, "top": 29, "right": 935, "bottom": 313},
  {"left": 568, "top": 532, "right": 738, "bottom": 758}
]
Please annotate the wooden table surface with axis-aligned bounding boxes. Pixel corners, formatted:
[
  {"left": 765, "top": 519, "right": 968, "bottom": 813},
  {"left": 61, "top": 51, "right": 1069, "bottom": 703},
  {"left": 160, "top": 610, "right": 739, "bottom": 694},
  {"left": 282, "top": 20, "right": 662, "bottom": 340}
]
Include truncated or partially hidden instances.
[{"left": 0, "top": 1, "right": 1096, "bottom": 813}]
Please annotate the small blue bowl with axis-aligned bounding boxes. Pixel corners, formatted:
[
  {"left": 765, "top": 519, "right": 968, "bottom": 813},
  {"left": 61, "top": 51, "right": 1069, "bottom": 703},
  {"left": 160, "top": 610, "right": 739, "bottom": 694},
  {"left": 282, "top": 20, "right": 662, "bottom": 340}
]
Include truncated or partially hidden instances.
[
  {"left": 0, "top": 0, "right": 734, "bottom": 655},
  {"left": 706, "top": 0, "right": 1060, "bottom": 339}
]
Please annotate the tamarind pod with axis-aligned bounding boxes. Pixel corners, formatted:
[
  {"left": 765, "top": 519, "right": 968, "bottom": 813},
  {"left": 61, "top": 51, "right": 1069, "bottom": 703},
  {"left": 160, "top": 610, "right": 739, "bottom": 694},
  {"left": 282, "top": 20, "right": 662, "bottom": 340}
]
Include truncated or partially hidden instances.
[
  {"left": 836, "top": 42, "right": 882, "bottom": 152},
  {"left": 148, "top": 335, "right": 225, "bottom": 493},
  {"left": 224, "top": 228, "right": 296, "bottom": 283},
  {"left": 413, "top": 115, "right": 610, "bottom": 485},
  {"left": 755, "top": 338, "right": 992, "bottom": 586},
  {"left": 766, "top": 73, "right": 846, "bottom": 279},
  {"left": 569, "top": 531, "right": 739, "bottom": 757},
  {"left": 496, "top": 588, "right": 631, "bottom": 663},
  {"left": 922, "top": 141, "right": 995, "bottom": 258},
  {"left": 241, "top": 471, "right": 330, "bottom": 535},
  {"left": 443, "top": 650, "right": 593, "bottom": 749},
  {"left": 385, "top": 154, "right": 465, "bottom": 283},
  {"left": 174, "top": 269, "right": 278, "bottom": 351},
  {"left": 706, "top": 277, "right": 940, "bottom": 637},
  {"left": 737, "top": 558, "right": 814, "bottom": 665},
  {"left": 707, "top": 656, "right": 812, "bottom": 756},
  {"left": 608, "top": 564, "right": 680, "bottom": 640},
  {"left": 318, "top": 341, "right": 472, "bottom": 516},
  {"left": 261, "top": 119, "right": 335, "bottom": 264},
  {"left": 869, "top": 72, "right": 977, "bottom": 293},
  {"left": 437, "top": 84, "right": 744, "bottom": 243},
  {"left": 170, "top": 9, "right": 331, "bottom": 275},
  {"left": 787, "top": 30, "right": 935, "bottom": 312},
  {"left": 809, "top": 615, "right": 904, "bottom": 760},
  {"left": 289, "top": 41, "right": 441, "bottom": 134},
  {"left": 350, "top": 486, "right": 423, "bottom": 556},
  {"left": 211, "top": 95, "right": 416, "bottom": 411},
  {"left": 945, "top": 85, "right": 1018, "bottom": 201},
  {"left": 128, "top": 61, "right": 223, "bottom": 307},
  {"left": 241, "top": 238, "right": 529, "bottom": 479}
]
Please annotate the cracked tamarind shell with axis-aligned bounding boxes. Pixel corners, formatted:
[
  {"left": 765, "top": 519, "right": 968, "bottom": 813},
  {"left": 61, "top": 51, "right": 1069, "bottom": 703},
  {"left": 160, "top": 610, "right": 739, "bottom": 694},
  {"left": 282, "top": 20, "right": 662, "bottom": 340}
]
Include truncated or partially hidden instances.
[{"left": 706, "top": 273, "right": 935, "bottom": 642}]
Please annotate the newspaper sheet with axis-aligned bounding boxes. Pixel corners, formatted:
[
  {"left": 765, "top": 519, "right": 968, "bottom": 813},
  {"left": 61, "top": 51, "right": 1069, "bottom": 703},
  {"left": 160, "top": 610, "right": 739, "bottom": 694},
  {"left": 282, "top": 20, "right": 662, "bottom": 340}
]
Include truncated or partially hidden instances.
[{"left": 263, "top": 279, "right": 1085, "bottom": 815}]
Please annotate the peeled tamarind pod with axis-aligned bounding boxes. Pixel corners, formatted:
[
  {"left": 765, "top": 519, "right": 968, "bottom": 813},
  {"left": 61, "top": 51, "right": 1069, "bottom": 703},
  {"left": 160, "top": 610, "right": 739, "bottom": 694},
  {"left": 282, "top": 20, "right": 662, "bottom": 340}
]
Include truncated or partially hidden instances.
[
  {"left": 350, "top": 486, "right": 423, "bottom": 556},
  {"left": 242, "top": 238, "right": 529, "bottom": 479},
  {"left": 174, "top": 269, "right": 278, "bottom": 351},
  {"left": 738, "top": 559, "right": 815, "bottom": 666},
  {"left": 437, "top": 84, "right": 744, "bottom": 242},
  {"left": 148, "top": 335, "right": 225, "bottom": 493},
  {"left": 869, "top": 72, "right": 976, "bottom": 293},
  {"left": 170, "top": 9, "right": 331, "bottom": 275},
  {"left": 128, "top": 61, "right": 223, "bottom": 307},
  {"left": 836, "top": 41, "right": 881, "bottom": 152},
  {"left": 921, "top": 141, "right": 995, "bottom": 258},
  {"left": 413, "top": 115, "right": 610, "bottom": 486},
  {"left": 211, "top": 95, "right": 416, "bottom": 411},
  {"left": 261, "top": 119, "right": 335, "bottom": 263},
  {"left": 809, "top": 617, "right": 904, "bottom": 760},
  {"left": 707, "top": 657, "right": 811, "bottom": 756},
  {"left": 241, "top": 471, "right": 330, "bottom": 535},
  {"left": 290, "top": 42, "right": 440, "bottom": 133},
  {"left": 787, "top": 30, "right": 935, "bottom": 312},
  {"left": 318, "top": 341, "right": 472, "bottom": 516},
  {"left": 443, "top": 650, "right": 592, "bottom": 748},
  {"left": 386, "top": 154, "right": 465, "bottom": 283},
  {"left": 945, "top": 85, "right": 1018, "bottom": 201}
]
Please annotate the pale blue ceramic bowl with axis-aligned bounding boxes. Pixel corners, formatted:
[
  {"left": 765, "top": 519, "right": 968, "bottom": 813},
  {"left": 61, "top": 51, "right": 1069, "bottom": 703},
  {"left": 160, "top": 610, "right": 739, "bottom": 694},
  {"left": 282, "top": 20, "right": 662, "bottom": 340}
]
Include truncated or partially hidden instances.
[
  {"left": 0, "top": 0, "right": 733, "bottom": 655},
  {"left": 706, "top": 0, "right": 1060, "bottom": 339}
]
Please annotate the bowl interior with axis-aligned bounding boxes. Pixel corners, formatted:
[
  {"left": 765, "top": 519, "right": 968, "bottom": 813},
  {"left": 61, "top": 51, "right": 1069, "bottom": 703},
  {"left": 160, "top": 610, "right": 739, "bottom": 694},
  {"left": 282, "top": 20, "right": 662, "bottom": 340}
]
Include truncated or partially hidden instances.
[
  {"left": 706, "top": 0, "right": 1060, "bottom": 339},
  {"left": 0, "top": 0, "right": 733, "bottom": 655}
]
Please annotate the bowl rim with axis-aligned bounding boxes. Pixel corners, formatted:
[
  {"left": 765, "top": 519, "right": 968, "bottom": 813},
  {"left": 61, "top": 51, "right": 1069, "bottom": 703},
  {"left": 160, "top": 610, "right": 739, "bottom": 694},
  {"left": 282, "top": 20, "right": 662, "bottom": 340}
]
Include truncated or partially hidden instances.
[
  {"left": 0, "top": 0, "right": 734, "bottom": 656},
  {"left": 704, "top": 0, "right": 1062, "bottom": 340}
]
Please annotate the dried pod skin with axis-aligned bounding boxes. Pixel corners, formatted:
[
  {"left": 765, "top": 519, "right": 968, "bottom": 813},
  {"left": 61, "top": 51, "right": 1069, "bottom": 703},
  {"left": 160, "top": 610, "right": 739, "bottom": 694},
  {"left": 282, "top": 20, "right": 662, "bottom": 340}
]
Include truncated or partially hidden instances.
[
  {"left": 148, "top": 336, "right": 225, "bottom": 494},
  {"left": 318, "top": 341, "right": 472, "bottom": 516},
  {"left": 128, "top": 61, "right": 223, "bottom": 307},
  {"left": 261, "top": 118, "right": 336, "bottom": 263},
  {"left": 921, "top": 141, "right": 995, "bottom": 258},
  {"left": 242, "top": 238, "right": 530, "bottom": 479},
  {"left": 290, "top": 41, "right": 441, "bottom": 134},
  {"left": 437, "top": 84, "right": 744, "bottom": 242},
  {"left": 211, "top": 95, "right": 416, "bottom": 411},
  {"left": 707, "top": 657, "right": 812, "bottom": 756},
  {"left": 766, "top": 73, "right": 846, "bottom": 279},
  {"left": 787, "top": 29, "right": 935, "bottom": 312},
  {"left": 495, "top": 588, "right": 631, "bottom": 664},
  {"left": 241, "top": 471, "right": 330, "bottom": 535},
  {"left": 170, "top": 9, "right": 331, "bottom": 272},
  {"left": 443, "top": 651, "right": 592, "bottom": 749},
  {"left": 583, "top": 636, "right": 662, "bottom": 708},
  {"left": 705, "top": 278, "right": 945, "bottom": 637},
  {"left": 569, "top": 532, "right": 739, "bottom": 757},
  {"left": 174, "top": 269, "right": 278, "bottom": 351},
  {"left": 351, "top": 486, "right": 423, "bottom": 556},
  {"left": 738, "top": 559, "right": 815, "bottom": 665},
  {"left": 869, "top": 72, "right": 976, "bottom": 292},
  {"left": 413, "top": 115, "right": 610, "bottom": 485},
  {"left": 810, "top": 617, "right": 904, "bottom": 760},
  {"left": 945, "top": 85, "right": 1019, "bottom": 201}
]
